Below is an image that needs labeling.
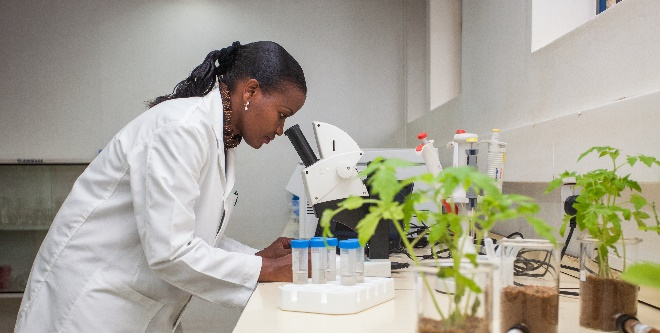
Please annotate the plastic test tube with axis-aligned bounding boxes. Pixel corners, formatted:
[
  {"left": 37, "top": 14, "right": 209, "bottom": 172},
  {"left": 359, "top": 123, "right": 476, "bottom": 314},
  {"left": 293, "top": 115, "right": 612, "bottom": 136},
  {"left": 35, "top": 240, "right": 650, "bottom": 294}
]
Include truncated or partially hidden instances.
[
  {"left": 291, "top": 239, "right": 309, "bottom": 284},
  {"left": 312, "top": 237, "right": 338, "bottom": 281},
  {"left": 353, "top": 239, "right": 365, "bottom": 283},
  {"left": 339, "top": 239, "right": 358, "bottom": 286},
  {"left": 310, "top": 238, "right": 328, "bottom": 284},
  {"left": 326, "top": 238, "right": 338, "bottom": 281}
]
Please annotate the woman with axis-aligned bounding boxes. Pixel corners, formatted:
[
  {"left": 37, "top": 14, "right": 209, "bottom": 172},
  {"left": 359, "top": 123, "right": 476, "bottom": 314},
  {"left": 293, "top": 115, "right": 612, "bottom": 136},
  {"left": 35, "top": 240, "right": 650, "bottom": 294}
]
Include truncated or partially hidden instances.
[{"left": 15, "top": 41, "right": 306, "bottom": 333}]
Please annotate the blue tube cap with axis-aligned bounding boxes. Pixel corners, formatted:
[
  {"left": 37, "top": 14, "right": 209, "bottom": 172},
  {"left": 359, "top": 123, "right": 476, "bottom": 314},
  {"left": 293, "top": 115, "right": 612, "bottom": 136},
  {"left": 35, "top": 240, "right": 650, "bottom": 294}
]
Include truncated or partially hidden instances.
[
  {"left": 339, "top": 239, "right": 359, "bottom": 249},
  {"left": 326, "top": 237, "right": 338, "bottom": 247},
  {"left": 310, "top": 238, "right": 327, "bottom": 247},
  {"left": 291, "top": 239, "right": 309, "bottom": 249},
  {"left": 309, "top": 237, "right": 338, "bottom": 247}
]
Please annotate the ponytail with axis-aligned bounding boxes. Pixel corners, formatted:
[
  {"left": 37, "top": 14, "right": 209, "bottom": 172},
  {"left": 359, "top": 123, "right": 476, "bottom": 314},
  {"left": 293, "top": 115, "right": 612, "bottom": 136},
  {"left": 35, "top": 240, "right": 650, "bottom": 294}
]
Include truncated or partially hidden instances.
[
  {"left": 147, "top": 41, "right": 241, "bottom": 108},
  {"left": 147, "top": 41, "right": 306, "bottom": 108}
]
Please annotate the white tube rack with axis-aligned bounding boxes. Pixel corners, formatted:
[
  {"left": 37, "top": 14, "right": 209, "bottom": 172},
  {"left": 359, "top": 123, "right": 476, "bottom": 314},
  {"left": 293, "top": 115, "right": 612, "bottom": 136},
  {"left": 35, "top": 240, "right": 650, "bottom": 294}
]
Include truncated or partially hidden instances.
[{"left": 278, "top": 277, "right": 394, "bottom": 315}]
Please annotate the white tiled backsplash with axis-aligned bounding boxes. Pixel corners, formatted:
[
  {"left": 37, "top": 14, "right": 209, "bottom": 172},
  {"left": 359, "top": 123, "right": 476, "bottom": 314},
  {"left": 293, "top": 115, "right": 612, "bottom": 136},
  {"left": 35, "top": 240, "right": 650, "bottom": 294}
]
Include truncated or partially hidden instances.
[{"left": 497, "top": 181, "right": 660, "bottom": 263}]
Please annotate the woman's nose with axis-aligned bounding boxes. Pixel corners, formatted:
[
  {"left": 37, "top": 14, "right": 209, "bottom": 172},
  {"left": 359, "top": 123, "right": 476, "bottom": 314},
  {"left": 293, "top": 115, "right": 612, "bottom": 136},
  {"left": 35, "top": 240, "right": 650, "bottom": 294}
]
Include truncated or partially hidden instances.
[{"left": 276, "top": 121, "right": 285, "bottom": 136}]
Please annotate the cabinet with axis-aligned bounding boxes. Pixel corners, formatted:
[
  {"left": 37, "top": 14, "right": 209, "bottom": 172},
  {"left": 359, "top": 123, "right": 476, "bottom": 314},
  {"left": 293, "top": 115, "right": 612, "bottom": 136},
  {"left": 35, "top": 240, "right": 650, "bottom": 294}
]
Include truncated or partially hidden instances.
[{"left": 0, "top": 164, "right": 87, "bottom": 297}]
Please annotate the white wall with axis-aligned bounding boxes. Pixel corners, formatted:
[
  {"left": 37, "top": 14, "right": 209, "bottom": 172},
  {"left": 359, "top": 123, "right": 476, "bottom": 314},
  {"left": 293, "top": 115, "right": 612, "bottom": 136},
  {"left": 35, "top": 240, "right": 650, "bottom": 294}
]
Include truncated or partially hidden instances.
[
  {"left": 531, "top": 0, "right": 596, "bottom": 52},
  {"left": 428, "top": 0, "right": 462, "bottom": 113},
  {"left": 0, "top": 0, "right": 424, "bottom": 247},
  {"left": 0, "top": 1, "right": 424, "bottom": 332},
  {"left": 408, "top": 0, "right": 660, "bottom": 261}
]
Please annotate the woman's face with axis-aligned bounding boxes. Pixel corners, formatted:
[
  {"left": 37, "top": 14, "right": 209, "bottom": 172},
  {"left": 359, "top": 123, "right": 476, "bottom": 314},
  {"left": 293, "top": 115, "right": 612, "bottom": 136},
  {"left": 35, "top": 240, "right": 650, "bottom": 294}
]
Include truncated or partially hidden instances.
[{"left": 233, "top": 79, "right": 306, "bottom": 149}]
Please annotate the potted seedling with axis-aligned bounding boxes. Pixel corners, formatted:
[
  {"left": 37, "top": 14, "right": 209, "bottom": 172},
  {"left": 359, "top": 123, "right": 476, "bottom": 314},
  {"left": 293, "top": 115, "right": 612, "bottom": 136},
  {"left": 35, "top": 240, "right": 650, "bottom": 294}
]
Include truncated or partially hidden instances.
[
  {"left": 546, "top": 146, "right": 660, "bottom": 331},
  {"left": 320, "top": 158, "right": 555, "bottom": 333}
]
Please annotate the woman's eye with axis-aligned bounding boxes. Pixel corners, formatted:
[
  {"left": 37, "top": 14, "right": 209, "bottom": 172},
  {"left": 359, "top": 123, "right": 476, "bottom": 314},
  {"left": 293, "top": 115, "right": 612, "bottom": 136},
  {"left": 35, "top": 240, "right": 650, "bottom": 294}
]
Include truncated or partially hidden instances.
[{"left": 279, "top": 113, "right": 286, "bottom": 119}]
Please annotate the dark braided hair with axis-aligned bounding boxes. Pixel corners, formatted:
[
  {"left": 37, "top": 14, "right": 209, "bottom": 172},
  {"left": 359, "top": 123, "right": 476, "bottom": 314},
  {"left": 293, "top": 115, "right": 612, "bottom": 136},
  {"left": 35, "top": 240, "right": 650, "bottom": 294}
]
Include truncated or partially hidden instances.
[{"left": 147, "top": 41, "right": 306, "bottom": 108}]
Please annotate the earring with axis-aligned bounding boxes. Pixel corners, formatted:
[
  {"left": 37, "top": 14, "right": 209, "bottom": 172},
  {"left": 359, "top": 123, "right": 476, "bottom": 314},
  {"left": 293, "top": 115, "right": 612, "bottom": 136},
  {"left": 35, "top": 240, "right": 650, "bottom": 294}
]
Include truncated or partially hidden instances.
[{"left": 244, "top": 101, "right": 250, "bottom": 111}]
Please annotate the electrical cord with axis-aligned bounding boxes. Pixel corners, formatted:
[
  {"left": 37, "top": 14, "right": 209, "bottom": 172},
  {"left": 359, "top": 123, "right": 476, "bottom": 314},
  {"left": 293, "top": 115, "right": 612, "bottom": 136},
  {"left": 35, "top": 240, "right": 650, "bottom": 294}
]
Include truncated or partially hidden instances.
[
  {"left": 505, "top": 195, "right": 583, "bottom": 297},
  {"left": 560, "top": 195, "right": 580, "bottom": 273}
]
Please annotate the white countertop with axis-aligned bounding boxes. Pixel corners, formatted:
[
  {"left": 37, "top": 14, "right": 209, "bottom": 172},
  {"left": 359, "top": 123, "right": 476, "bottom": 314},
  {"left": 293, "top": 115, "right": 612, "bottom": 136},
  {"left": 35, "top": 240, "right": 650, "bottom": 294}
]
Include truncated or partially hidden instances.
[{"left": 234, "top": 254, "right": 660, "bottom": 333}]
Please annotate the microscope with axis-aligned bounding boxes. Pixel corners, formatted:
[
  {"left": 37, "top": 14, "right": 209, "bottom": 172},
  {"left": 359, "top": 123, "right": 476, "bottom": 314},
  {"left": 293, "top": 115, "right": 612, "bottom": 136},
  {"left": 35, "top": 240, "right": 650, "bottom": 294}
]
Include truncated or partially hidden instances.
[{"left": 284, "top": 122, "right": 398, "bottom": 261}]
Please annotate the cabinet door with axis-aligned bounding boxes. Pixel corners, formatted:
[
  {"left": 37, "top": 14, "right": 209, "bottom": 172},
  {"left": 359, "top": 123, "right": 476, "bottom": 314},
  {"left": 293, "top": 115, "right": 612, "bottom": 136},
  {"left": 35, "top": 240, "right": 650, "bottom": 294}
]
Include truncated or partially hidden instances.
[{"left": 0, "top": 164, "right": 86, "bottom": 294}]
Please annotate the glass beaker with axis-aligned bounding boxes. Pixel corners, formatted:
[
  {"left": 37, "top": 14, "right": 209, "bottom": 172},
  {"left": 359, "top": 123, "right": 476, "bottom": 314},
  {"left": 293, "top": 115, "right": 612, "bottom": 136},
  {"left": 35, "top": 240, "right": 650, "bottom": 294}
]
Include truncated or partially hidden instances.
[
  {"left": 500, "top": 238, "right": 560, "bottom": 333},
  {"left": 579, "top": 237, "right": 641, "bottom": 332},
  {"left": 415, "top": 260, "right": 495, "bottom": 333}
]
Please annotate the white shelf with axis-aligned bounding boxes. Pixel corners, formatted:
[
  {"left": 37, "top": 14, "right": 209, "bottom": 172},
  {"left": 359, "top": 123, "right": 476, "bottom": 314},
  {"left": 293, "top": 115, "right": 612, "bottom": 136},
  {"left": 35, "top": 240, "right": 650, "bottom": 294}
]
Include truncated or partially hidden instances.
[
  {"left": 0, "top": 224, "right": 50, "bottom": 231},
  {"left": 0, "top": 292, "right": 24, "bottom": 299},
  {"left": 0, "top": 226, "right": 50, "bottom": 231}
]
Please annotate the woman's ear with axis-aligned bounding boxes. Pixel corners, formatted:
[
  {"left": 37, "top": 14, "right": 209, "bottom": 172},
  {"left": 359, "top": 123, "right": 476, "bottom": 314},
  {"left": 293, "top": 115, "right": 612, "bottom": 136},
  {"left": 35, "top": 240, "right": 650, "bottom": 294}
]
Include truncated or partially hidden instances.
[{"left": 243, "top": 79, "right": 260, "bottom": 103}]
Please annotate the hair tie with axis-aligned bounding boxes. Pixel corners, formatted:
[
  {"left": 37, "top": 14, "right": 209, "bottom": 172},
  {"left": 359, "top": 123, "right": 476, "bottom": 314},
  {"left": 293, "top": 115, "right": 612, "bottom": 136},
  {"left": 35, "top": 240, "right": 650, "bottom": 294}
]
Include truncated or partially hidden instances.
[{"left": 215, "top": 41, "right": 241, "bottom": 76}]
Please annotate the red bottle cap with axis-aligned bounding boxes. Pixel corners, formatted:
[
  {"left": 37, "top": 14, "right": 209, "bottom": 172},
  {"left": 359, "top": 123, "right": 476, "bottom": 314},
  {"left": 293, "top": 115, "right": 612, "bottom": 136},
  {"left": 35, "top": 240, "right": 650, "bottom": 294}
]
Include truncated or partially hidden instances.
[
  {"left": 456, "top": 129, "right": 465, "bottom": 134},
  {"left": 417, "top": 132, "right": 427, "bottom": 140}
]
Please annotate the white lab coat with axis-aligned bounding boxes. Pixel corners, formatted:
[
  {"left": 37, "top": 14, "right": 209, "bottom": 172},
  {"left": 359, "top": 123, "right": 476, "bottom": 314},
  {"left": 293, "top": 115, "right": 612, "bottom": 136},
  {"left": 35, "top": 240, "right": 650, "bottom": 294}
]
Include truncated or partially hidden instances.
[{"left": 14, "top": 84, "right": 262, "bottom": 333}]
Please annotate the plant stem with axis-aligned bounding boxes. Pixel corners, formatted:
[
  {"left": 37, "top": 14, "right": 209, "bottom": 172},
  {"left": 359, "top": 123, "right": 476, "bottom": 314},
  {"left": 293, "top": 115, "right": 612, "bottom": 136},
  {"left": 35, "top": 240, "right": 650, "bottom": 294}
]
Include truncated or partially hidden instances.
[{"left": 391, "top": 218, "right": 446, "bottom": 321}]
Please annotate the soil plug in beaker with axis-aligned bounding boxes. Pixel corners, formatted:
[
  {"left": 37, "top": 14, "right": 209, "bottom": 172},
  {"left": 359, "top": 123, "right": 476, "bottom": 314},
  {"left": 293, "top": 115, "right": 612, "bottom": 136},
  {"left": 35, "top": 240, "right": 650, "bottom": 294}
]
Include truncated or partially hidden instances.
[{"left": 500, "top": 239, "right": 560, "bottom": 333}]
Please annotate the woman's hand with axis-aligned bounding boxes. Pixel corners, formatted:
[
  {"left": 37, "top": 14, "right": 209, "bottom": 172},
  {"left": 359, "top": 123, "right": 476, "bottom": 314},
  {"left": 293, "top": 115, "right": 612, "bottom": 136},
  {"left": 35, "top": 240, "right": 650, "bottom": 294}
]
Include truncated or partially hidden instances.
[
  {"left": 255, "top": 237, "right": 292, "bottom": 259},
  {"left": 258, "top": 254, "right": 293, "bottom": 282}
]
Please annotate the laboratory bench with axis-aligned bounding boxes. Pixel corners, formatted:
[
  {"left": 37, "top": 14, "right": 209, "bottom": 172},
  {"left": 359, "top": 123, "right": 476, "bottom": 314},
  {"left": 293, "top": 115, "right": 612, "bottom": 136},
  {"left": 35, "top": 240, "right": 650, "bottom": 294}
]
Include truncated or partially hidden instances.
[{"left": 233, "top": 253, "right": 660, "bottom": 333}]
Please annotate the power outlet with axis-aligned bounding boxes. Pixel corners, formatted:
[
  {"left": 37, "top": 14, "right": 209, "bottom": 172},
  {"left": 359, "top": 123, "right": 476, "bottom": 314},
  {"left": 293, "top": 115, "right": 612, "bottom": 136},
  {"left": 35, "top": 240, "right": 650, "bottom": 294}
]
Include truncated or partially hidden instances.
[{"left": 560, "top": 177, "right": 579, "bottom": 204}]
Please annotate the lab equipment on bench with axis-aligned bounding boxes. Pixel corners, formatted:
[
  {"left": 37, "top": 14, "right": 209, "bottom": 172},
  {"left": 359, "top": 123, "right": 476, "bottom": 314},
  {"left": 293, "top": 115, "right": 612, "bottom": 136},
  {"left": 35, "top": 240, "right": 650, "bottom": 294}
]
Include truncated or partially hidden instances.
[
  {"left": 465, "top": 137, "right": 479, "bottom": 211},
  {"left": 310, "top": 238, "right": 328, "bottom": 284},
  {"left": 285, "top": 122, "right": 416, "bottom": 263},
  {"left": 291, "top": 239, "right": 309, "bottom": 284},
  {"left": 616, "top": 314, "right": 660, "bottom": 333},
  {"left": 279, "top": 236, "right": 395, "bottom": 314},
  {"left": 339, "top": 239, "right": 358, "bottom": 286},
  {"left": 446, "top": 130, "right": 478, "bottom": 204},
  {"left": 355, "top": 240, "right": 365, "bottom": 283},
  {"left": 485, "top": 128, "right": 507, "bottom": 190},
  {"left": 279, "top": 123, "right": 397, "bottom": 315},
  {"left": 285, "top": 122, "right": 367, "bottom": 207},
  {"left": 326, "top": 237, "right": 338, "bottom": 281},
  {"left": 277, "top": 277, "right": 395, "bottom": 315},
  {"left": 416, "top": 132, "right": 442, "bottom": 175}
]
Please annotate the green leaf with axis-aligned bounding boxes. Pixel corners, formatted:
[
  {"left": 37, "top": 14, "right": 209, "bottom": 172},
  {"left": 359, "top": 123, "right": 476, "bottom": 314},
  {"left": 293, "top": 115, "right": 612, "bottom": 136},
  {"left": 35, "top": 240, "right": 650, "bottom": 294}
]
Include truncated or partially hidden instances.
[
  {"left": 559, "top": 215, "right": 571, "bottom": 237},
  {"left": 527, "top": 217, "right": 557, "bottom": 244},
  {"left": 633, "top": 210, "right": 651, "bottom": 220},
  {"left": 639, "top": 155, "right": 658, "bottom": 168},
  {"left": 455, "top": 271, "right": 482, "bottom": 294},
  {"left": 470, "top": 297, "right": 481, "bottom": 317},
  {"left": 356, "top": 211, "right": 383, "bottom": 246},
  {"left": 339, "top": 196, "right": 365, "bottom": 210},
  {"left": 578, "top": 147, "right": 598, "bottom": 162},
  {"left": 621, "top": 262, "right": 660, "bottom": 289},
  {"left": 631, "top": 194, "right": 648, "bottom": 210},
  {"left": 437, "top": 266, "right": 456, "bottom": 279}
]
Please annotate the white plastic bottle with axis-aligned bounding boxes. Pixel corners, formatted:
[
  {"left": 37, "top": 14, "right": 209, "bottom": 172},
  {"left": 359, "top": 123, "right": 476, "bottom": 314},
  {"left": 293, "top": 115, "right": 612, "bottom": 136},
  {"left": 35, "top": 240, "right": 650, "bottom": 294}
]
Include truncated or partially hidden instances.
[
  {"left": 339, "top": 239, "right": 357, "bottom": 286},
  {"left": 291, "top": 239, "right": 309, "bottom": 284},
  {"left": 310, "top": 238, "right": 328, "bottom": 284}
]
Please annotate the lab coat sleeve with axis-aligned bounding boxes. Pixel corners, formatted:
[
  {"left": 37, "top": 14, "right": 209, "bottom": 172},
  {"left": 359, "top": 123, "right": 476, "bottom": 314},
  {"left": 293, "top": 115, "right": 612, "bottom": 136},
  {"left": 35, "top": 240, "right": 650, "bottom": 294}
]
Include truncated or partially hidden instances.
[
  {"left": 128, "top": 121, "right": 262, "bottom": 308},
  {"left": 217, "top": 236, "right": 260, "bottom": 255}
]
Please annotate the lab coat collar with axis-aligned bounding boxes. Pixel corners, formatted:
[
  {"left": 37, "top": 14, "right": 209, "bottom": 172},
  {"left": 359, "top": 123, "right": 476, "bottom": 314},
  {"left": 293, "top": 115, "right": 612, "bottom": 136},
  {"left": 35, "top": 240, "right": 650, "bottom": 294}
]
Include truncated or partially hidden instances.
[{"left": 202, "top": 83, "right": 236, "bottom": 202}]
